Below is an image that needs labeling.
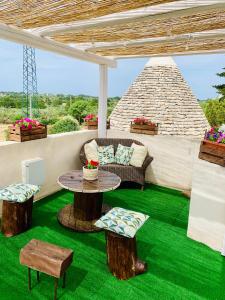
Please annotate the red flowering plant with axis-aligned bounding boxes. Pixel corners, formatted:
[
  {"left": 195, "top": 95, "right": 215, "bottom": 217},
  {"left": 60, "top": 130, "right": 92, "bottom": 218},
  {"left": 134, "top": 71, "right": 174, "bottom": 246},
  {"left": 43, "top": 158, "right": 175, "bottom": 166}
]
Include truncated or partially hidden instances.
[
  {"left": 84, "top": 114, "right": 98, "bottom": 123},
  {"left": 13, "top": 118, "right": 41, "bottom": 130},
  {"left": 133, "top": 117, "right": 156, "bottom": 126},
  {"left": 85, "top": 160, "right": 99, "bottom": 169}
]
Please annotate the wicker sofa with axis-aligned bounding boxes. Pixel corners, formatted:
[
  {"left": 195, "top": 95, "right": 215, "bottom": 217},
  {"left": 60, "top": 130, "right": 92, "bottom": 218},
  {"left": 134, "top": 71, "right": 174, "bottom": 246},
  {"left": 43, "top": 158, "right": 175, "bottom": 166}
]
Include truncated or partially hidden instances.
[{"left": 80, "top": 138, "right": 153, "bottom": 190}]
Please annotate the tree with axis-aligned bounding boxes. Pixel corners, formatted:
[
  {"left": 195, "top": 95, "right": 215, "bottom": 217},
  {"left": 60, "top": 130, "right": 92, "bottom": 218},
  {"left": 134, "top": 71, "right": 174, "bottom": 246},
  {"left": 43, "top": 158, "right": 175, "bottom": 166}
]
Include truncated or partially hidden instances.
[
  {"left": 68, "top": 100, "right": 88, "bottom": 123},
  {"left": 213, "top": 68, "right": 225, "bottom": 101},
  {"left": 201, "top": 99, "right": 225, "bottom": 126}
]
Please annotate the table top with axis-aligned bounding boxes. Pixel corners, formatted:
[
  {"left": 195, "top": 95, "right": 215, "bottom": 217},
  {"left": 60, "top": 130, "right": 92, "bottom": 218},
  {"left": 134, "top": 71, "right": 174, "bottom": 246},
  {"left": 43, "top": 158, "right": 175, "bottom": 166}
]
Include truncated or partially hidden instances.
[{"left": 58, "top": 170, "right": 121, "bottom": 193}]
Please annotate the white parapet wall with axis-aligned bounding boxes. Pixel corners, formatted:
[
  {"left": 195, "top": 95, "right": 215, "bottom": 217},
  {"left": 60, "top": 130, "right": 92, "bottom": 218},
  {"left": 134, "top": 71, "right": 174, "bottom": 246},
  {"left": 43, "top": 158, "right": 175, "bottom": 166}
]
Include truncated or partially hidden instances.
[
  {"left": 188, "top": 159, "right": 225, "bottom": 252},
  {"left": 107, "top": 129, "right": 201, "bottom": 191},
  {"left": 0, "top": 130, "right": 97, "bottom": 215}
]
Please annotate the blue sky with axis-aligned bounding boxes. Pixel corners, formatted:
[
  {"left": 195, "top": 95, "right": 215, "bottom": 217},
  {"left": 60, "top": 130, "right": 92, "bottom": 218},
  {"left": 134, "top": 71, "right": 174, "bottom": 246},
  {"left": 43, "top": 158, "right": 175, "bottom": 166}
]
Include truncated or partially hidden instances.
[{"left": 0, "top": 39, "right": 224, "bottom": 99}]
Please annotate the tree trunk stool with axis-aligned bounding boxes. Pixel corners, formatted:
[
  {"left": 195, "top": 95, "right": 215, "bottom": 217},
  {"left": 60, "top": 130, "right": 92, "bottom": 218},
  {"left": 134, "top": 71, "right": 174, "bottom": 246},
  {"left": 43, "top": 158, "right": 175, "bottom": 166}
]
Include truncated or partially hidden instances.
[
  {"left": 20, "top": 239, "right": 74, "bottom": 300},
  {"left": 95, "top": 207, "right": 149, "bottom": 280},
  {"left": 0, "top": 183, "right": 40, "bottom": 237}
]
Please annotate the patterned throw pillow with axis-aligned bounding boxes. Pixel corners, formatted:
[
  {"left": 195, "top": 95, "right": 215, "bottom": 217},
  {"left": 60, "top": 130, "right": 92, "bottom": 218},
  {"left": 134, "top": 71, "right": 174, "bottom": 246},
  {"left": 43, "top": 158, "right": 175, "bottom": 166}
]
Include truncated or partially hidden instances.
[
  {"left": 114, "top": 144, "right": 134, "bottom": 165},
  {"left": 98, "top": 145, "right": 115, "bottom": 165},
  {"left": 0, "top": 183, "right": 40, "bottom": 203},
  {"left": 95, "top": 207, "right": 149, "bottom": 238}
]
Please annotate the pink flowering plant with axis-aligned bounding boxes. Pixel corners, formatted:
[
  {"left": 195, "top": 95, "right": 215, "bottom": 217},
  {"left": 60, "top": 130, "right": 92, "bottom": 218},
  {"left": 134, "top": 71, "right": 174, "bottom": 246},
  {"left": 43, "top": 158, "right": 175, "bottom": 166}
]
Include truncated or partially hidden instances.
[
  {"left": 205, "top": 127, "right": 225, "bottom": 144},
  {"left": 84, "top": 114, "right": 98, "bottom": 123},
  {"left": 13, "top": 118, "right": 41, "bottom": 130},
  {"left": 133, "top": 117, "right": 155, "bottom": 126}
]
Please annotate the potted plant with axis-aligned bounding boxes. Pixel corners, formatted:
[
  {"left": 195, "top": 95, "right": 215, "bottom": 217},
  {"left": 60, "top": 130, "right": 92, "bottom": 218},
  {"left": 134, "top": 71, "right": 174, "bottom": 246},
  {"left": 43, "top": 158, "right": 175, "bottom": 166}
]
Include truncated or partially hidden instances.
[
  {"left": 199, "top": 126, "right": 225, "bottom": 167},
  {"left": 84, "top": 114, "right": 110, "bottom": 130},
  {"left": 84, "top": 114, "right": 98, "bottom": 129},
  {"left": 83, "top": 160, "right": 99, "bottom": 181},
  {"left": 130, "top": 117, "right": 158, "bottom": 135},
  {"left": 8, "top": 118, "right": 47, "bottom": 142}
]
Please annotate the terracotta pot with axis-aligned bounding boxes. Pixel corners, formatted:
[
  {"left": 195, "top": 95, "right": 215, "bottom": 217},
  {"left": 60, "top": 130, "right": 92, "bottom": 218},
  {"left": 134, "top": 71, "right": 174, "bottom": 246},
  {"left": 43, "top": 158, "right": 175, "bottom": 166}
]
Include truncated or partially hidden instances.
[{"left": 83, "top": 166, "right": 98, "bottom": 181}]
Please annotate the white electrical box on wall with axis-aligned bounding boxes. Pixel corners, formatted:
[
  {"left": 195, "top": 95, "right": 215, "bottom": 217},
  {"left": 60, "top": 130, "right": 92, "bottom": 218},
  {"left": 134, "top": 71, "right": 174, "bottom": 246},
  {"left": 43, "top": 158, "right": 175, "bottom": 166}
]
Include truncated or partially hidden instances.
[{"left": 22, "top": 158, "right": 45, "bottom": 186}]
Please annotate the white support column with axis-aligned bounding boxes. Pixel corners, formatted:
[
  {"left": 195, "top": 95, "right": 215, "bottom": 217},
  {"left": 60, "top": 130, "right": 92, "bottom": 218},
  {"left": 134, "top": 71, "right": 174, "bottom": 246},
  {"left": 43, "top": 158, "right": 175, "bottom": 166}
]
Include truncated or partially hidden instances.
[{"left": 98, "top": 64, "right": 108, "bottom": 138}]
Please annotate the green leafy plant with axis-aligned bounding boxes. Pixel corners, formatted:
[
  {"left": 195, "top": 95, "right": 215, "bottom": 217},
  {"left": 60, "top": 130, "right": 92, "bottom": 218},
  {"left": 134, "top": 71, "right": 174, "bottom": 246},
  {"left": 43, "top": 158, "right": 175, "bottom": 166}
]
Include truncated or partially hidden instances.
[{"left": 49, "top": 116, "right": 79, "bottom": 134}]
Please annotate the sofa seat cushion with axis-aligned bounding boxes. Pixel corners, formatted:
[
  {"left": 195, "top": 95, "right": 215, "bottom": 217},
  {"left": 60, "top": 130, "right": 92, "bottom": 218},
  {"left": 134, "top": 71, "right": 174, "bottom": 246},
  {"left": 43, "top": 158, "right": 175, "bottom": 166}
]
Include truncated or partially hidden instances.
[
  {"left": 0, "top": 183, "right": 40, "bottom": 203},
  {"left": 95, "top": 207, "right": 149, "bottom": 238}
]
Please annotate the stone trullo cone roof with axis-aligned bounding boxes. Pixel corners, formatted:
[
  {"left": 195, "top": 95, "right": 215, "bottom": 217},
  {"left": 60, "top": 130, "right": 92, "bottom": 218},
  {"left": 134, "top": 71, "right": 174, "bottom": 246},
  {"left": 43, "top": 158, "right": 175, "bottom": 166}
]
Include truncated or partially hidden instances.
[{"left": 110, "top": 57, "right": 209, "bottom": 137}]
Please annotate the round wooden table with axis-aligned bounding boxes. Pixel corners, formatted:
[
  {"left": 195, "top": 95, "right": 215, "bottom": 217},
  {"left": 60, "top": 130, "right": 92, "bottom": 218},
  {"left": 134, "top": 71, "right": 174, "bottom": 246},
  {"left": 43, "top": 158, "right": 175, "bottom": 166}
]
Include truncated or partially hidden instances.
[{"left": 57, "top": 170, "right": 121, "bottom": 232}]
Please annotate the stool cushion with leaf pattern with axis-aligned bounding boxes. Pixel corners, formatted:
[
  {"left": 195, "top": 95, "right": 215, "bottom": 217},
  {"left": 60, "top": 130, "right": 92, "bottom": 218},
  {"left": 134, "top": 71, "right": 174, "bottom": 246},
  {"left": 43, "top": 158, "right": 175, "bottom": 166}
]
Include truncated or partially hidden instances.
[
  {"left": 0, "top": 183, "right": 40, "bottom": 203},
  {"left": 95, "top": 207, "right": 149, "bottom": 238}
]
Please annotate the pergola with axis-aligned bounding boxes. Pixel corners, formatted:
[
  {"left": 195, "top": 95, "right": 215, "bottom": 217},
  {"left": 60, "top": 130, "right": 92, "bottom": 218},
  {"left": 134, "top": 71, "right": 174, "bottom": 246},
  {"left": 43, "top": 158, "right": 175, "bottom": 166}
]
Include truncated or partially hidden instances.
[{"left": 0, "top": 0, "right": 224, "bottom": 137}]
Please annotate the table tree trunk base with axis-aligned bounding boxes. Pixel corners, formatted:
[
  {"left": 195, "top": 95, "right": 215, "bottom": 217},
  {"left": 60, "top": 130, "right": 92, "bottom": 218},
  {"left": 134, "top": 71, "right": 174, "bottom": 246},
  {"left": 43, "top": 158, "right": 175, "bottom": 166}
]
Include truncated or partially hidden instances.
[
  {"left": 58, "top": 203, "right": 111, "bottom": 233},
  {"left": 106, "top": 231, "right": 147, "bottom": 280},
  {"left": 1, "top": 196, "right": 33, "bottom": 237}
]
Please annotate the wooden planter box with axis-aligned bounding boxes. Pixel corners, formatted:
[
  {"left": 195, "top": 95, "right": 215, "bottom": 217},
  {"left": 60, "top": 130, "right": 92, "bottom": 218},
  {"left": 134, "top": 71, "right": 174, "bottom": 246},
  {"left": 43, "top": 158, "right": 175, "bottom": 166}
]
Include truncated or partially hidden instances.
[
  {"left": 130, "top": 122, "right": 158, "bottom": 135},
  {"left": 85, "top": 120, "right": 110, "bottom": 130},
  {"left": 9, "top": 125, "right": 47, "bottom": 142},
  {"left": 199, "top": 140, "right": 225, "bottom": 167}
]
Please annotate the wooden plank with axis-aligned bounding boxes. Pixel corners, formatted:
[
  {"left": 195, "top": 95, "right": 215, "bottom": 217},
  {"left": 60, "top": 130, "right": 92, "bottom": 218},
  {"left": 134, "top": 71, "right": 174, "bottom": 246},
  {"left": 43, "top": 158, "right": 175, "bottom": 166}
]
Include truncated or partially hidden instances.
[
  {"left": 200, "top": 140, "right": 225, "bottom": 157},
  {"left": 130, "top": 128, "right": 158, "bottom": 135},
  {"left": 199, "top": 152, "right": 225, "bottom": 167}
]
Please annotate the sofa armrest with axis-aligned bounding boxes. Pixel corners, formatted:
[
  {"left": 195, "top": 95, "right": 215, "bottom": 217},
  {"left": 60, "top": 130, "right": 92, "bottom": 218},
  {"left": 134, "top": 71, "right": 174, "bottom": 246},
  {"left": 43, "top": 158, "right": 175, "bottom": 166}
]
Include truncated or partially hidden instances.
[{"left": 142, "top": 155, "right": 153, "bottom": 170}]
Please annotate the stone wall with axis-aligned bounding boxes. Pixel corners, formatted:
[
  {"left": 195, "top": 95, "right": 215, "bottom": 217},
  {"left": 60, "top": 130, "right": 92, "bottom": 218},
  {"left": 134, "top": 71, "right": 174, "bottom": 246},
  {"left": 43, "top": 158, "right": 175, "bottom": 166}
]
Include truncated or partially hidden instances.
[{"left": 110, "top": 57, "right": 209, "bottom": 137}]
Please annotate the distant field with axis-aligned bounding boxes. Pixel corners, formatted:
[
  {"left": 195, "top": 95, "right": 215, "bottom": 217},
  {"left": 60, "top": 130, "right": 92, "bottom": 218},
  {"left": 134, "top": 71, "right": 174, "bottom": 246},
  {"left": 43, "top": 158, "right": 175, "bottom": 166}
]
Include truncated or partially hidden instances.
[{"left": 0, "top": 124, "right": 9, "bottom": 141}]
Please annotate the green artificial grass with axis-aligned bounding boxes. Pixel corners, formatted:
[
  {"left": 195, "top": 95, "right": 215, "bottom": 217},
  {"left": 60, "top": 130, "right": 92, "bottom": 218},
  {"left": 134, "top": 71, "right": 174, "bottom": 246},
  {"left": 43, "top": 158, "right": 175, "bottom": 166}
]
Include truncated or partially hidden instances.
[{"left": 0, "top": 184, "right": 225, "bottom": 300}]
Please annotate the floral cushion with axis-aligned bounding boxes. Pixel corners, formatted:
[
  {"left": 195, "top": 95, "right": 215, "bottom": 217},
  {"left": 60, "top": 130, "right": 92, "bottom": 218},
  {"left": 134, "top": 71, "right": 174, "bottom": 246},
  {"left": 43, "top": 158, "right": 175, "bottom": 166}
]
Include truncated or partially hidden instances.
[
  {"left": 98, "top": 145, "right": 115, "bottom": 165},
  {"left": 95, "top": 207, "right": 149, "bottom": 238},
  {"left": 0, "top": 183, "right": 40, "bottom": 203},
  {"left": 114, "top": 144, "right": 134, "bottom": 166}
]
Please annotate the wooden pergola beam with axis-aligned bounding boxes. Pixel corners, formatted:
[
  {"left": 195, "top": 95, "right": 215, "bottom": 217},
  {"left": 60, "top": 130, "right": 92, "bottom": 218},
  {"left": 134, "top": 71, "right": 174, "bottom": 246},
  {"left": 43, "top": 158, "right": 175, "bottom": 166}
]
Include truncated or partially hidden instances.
[
  {"left": 86, "top": 29, "right": 225, "bottom": 51},
  {"left": 115, "top": 49, "right": 225, "bottom": 59},
  {"left": 0, "top": 23, "right": 117, "bottom": 67}
]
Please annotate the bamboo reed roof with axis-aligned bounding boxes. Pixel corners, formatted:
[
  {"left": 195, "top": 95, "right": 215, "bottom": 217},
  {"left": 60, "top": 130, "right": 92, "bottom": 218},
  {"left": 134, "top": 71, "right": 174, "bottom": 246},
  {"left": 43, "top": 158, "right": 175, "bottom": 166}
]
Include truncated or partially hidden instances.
[
  {"left": 0, "top": 0, "right": 173, "bottom": 29},
  {"left": 53, "top": 8, "right": 225, "bottom": 44},
  {"left": 0, "top": 0, "right": 224, "bottom": 59},
  {"left": 90, "top": 36, "right": 225, "bottom": 57}
]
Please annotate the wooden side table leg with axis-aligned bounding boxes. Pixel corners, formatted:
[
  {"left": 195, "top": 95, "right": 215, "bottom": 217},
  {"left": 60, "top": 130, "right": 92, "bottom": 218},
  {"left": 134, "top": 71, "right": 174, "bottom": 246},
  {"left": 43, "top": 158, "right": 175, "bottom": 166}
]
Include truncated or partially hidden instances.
[
  {"left": 54, "top": 278, "right": 58, "bottom": 300},
  {"left": 28, "top": 268, "right": 31, "bottom": 291},
  {"left": 37, "top": 271, "right": 40, "bottom": 283},
  {"left": 62, "top": 272, "right": 66, "bottom": 288}
]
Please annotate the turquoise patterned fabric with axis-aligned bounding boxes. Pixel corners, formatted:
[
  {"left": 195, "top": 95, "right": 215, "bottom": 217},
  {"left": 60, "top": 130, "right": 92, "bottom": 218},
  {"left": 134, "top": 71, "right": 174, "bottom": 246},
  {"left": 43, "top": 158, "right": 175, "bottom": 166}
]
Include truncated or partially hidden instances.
[
  {"left": 98, "top": 145, "right": 115, "bottom": 165},
  {"left": 0, "top": 183, "right": 40, "bottom": 203},
  {"left": 114, "top": 144, "right": 134, "bottom": 166},
  {"left": 95, "top": 207, "right": 149, "bottom": 238}
]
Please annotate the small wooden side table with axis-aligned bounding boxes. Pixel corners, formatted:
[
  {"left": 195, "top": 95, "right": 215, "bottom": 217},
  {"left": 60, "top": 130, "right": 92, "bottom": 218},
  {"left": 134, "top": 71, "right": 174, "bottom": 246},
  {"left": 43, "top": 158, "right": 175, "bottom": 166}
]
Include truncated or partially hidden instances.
[
  {"left": 57, "top": 170, "right": 121, "bottom": 232},
  {"left": 20, "top": 239, "right": 73, "bottom": 300}
]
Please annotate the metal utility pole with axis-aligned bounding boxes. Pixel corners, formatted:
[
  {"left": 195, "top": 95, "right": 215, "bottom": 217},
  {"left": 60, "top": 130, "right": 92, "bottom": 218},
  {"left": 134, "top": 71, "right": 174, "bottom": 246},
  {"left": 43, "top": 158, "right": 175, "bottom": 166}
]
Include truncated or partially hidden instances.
[{"left": 23, "top": 46, "right": 38, "bottom": 118}]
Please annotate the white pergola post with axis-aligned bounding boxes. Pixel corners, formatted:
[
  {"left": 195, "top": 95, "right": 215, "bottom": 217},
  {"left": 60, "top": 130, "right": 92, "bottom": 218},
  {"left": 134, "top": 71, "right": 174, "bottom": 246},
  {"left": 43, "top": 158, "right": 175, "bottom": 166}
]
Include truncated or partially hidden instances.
[{"left": 98, "top": 64, "right": 108, "bottom": 138}]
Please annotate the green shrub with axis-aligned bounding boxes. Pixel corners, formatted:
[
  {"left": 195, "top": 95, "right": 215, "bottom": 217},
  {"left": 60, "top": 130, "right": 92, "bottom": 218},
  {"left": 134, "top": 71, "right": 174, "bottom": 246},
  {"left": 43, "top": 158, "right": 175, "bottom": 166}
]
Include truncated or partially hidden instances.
[
  {"left": 38, "top": 106, "right": 67, "bottom": 125},
  {"left": 0, "top": 108, "right": 23, "bottom": 124},
  {"left": 200, "top": 99, "right": 225, "bottom": 126},
  {"left": 49, "top": 116, "right": 79, "bottom": 134}
]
